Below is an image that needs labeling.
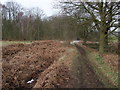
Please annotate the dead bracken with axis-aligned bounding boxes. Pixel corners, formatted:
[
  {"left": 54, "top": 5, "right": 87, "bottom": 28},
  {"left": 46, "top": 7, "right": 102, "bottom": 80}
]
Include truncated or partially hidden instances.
[{"left": 2, "top": 40, "right": 69, "bottom": 88}]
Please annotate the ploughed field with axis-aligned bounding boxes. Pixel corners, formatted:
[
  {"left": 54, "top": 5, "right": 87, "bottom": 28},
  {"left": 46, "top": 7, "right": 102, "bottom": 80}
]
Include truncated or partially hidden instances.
[{"left": 2, "top": 40, "right": 108, "bottom": 88}]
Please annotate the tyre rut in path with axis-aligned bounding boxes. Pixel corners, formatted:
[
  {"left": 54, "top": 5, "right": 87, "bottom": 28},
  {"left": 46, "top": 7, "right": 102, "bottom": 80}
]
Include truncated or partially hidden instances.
[{"left": 75, "top": 44, "right": 105, "bottom": 88}]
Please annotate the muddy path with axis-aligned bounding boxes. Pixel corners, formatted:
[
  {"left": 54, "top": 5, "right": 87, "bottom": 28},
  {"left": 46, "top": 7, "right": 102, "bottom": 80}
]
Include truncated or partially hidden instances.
[{"left": 75, "top": 44, "right": 105, "bottom": 88}]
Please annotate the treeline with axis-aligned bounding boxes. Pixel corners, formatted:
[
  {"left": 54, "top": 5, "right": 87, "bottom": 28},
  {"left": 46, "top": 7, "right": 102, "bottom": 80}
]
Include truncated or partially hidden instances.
[
  {"left": 2, "top": 1, "right": 99, "bottom": 41},
  {"left": 43, "top": 16, "right": 99, "bottom": 41},
  {"left": 2, "top": 1, "right": 44, "bottom": 40}
]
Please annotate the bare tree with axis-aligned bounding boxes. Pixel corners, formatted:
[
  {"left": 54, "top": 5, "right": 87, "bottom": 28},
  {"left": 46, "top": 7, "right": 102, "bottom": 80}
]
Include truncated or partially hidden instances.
[
  {"left": 59, "top": 0, "right": 120, "bottom": 54},
  {"left": 5, "top": 1, "right": 23, "bottom": 20}
]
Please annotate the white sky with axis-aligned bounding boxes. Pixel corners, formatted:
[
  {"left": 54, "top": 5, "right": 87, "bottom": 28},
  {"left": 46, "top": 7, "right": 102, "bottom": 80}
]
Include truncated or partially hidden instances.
[{"left": 0, "top": 0, "right": 59, "bottom": 17}]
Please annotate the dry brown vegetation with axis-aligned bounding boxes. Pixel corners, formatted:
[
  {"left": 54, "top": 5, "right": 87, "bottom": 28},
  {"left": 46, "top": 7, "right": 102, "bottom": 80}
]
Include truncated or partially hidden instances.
[
  {"left": 103, "top": 54, "right": 119, "bottom": 72},
  {"left": 2, "top": 40, "right": 67, "bottom": 88},
  {"left": 2, "top": 40, "right": 118, "bottom": 88},
  {"left": 2, "top": 40, "right": 79, "bottom": 88}
]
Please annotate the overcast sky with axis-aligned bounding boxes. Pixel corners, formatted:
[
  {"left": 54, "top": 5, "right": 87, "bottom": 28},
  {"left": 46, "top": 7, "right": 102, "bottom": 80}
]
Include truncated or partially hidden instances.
[{"left": 0, "top": 0, "right": 59, "bottom": 17}]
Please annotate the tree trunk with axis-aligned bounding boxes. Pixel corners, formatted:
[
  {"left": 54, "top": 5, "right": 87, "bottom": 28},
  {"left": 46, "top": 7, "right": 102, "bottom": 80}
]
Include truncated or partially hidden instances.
[
  {"left": 99, "top": 30, "right": 105, "bottom": 54},
  {"left": 118, "top": 31, "right": 120, "bottom": 56},
  {"left": 104, "top": 30, "right": 109, "bottom": 52}
]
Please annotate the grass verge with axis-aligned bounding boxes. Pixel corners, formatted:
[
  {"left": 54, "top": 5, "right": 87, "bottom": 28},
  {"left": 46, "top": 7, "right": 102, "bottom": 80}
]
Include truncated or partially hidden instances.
[
  {"left": 85, "top": 49, "right": 118, "bottom": 88},
  {"left": 0, "top": 41, "right": 33, "bottom": 47}
]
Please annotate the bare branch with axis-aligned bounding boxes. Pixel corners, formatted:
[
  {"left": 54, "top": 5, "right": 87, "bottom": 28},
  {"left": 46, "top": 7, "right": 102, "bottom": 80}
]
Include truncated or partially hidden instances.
[
  {"left": 86, "top": 2, "right": 99, "bottom": 10},
  {"left": 106, "top": 26, "right": 120, "bottom": 37}
]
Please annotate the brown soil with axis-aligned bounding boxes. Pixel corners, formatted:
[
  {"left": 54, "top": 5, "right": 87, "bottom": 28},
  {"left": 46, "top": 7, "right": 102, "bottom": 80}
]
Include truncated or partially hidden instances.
[
  {"left": 2, "top": 40, "right": 67, "bottom": 88},
  {"left": 2, "top": 40, "right": 107, "bottom": 89},
  {"left": 33, "top": 60, "right": 76, "bottom": 88}
]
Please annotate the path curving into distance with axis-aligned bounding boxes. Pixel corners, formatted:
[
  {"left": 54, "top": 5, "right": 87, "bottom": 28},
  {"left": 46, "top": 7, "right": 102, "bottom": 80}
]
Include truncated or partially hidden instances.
[{"left": 75, "top": 44, "right": 105, "bottom": 88}]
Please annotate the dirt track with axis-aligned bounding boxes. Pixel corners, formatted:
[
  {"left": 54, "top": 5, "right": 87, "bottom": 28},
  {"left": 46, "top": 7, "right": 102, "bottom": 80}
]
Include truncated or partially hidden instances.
[
  {"left": 2, "top": 41, "right": 106, "bottom": 88},
  {"left": 75, "top": 44, "right": 104, "bottom": 88}
]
